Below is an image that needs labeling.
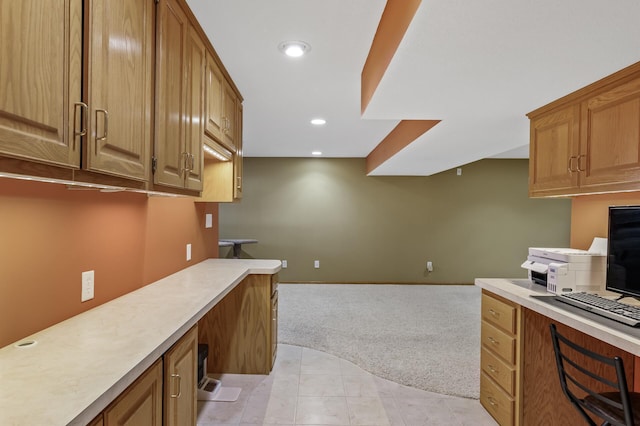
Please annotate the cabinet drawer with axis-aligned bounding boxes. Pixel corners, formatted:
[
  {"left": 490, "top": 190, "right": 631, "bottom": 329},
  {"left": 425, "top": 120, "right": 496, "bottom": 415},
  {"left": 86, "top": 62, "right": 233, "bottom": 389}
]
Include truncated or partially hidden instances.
[
  {"left": 481, "top": 320, "right": 516, "bottom": 364},
  {"left": 482, "top": 293, "right": 516, "bottom": 333},
  {"left": 481, "top": 346, "right": 515, "bottom": 395},
  {"left": 481, "top": 372, "right": 515, "bottom": 426}
]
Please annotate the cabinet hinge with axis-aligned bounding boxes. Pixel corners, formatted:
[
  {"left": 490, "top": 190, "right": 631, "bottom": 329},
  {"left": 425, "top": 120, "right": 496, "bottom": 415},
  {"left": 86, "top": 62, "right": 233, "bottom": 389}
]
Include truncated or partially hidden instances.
[{"left": 152, "top": 156, "right": 157, "bottom": 174}]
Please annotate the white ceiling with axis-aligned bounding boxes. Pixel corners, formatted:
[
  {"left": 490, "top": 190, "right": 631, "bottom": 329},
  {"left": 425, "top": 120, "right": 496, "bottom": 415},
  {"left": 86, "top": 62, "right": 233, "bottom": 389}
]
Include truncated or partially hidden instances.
[{"left": 186, "top": 0, "right": 640, "bottom": 176}]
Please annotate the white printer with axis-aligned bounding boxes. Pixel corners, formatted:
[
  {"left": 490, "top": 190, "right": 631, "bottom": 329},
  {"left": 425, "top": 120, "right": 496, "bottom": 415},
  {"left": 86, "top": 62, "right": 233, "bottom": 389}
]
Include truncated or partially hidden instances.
[{"left": 521, "top": 247, "right": 606, "bottom": 294}]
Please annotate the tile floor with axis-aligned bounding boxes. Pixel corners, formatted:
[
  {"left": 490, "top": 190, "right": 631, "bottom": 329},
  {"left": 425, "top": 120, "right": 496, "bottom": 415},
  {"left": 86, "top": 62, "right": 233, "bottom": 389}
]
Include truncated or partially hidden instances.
[{"left": 197, "top": 344, "right": 497, "bottom": 426}]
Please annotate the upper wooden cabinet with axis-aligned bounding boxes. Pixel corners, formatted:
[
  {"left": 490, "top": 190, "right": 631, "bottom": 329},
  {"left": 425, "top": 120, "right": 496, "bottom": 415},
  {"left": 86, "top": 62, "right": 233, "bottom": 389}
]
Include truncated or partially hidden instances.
[
  {"left": 84, "top": 0, "right": 154, "bottom": 182},
  {"left": 0, "top": 0, "right": 82, "bottom": 169},
  {"left": 528, "top": 61, "right": 640, "bottom": 197},
  {"left": 154, "top": 0, "right": 203, "bottom": 192},
  {"left": 204, "top": 53, "right": 225, "bottom": 143}
]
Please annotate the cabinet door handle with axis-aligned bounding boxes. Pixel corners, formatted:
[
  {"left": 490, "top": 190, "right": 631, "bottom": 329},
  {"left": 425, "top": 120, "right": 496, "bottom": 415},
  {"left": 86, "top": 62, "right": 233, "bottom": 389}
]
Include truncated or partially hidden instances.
[
  {"left": 488, "top": 396, "right": 498, "bottom": 407},
  {"left": 74, "top": 102, "right": 88, "bottom": 140},
  {"left": 236, "top": 176, "right": 242, "bottom": 189},
  {"left": 96, "top": 109, "right": 108, "bottom": 143},
  {"left": 487, "top": 364, "right": 498, "bottom": 374},
  {"left": 170, "top": 373, "right": 182, "bottom": 398},
  {"left": 488, "top": 309, "right": 500, "bottom": 318},
  {"left": 576, "top": 154, "right": 586, "bottom": 172},
  {"left": 190, "top": 153, "right": 195, "bottom": 171},
  {"left": 487, "top": 336, "right": 499, "bottom": 345},
  {"left": 568, "top": 156, "right": 577, "bottom": 173},
  {"left": 181, "top": 152, "right": 189, "bottom": 176}
]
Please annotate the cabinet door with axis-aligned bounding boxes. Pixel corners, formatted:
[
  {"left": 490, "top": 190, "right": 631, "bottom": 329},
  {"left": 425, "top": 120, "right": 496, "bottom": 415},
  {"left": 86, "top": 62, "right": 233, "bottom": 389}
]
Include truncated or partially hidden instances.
[
  {"left": 184, "top": 26, "right": 205, "bottom": 191},
  {"left": 104, "top": 360, "right": 163, "bottom": 426},
  {"left": 579, "top": 77, "right": 640, "bottom": 189},
  {"left": 528, "top": 105, "right": 580, "bottom": 196},
  {"left": 0, "top": 0, "right": 82, "bottom": 168},
  {"left": 205, "top": 54, "right": 225, "bottom": 143},
  {"left": 233, "top": 102, "right": 243, "bottom": 199},
  {"left": 221, "top": 82, "right": 238, "bottom": 150},
  {"left": 164, "top": 325, "right": 198, "bottom": 426},
  {"left": 154, "top": 0, "right": 188, "bottom": 188},
  {"left": 84, "top": 0, "right": 154, "bottom": 181}
]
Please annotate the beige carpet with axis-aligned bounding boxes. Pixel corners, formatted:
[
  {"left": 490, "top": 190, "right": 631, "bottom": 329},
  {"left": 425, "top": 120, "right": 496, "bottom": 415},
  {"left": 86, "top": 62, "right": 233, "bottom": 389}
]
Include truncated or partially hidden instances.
[{"left": 277, "top": 284, "right": 481, "bottom": 399}]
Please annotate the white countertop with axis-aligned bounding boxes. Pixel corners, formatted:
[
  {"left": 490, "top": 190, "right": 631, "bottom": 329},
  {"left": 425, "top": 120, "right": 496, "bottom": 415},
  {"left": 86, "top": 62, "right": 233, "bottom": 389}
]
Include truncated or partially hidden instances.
[
  {"left": 475, "top": 278, "right": 640, "bottom": 357},
  {"left": 0, "top": 258, "right": 281, "bottom": 426}
]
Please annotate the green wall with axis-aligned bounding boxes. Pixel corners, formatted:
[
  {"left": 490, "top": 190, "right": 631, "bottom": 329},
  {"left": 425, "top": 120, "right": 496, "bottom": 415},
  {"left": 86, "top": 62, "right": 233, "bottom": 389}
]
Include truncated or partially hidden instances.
[{"left": 219, "top": 158, "right": 571, "bottom": 283}]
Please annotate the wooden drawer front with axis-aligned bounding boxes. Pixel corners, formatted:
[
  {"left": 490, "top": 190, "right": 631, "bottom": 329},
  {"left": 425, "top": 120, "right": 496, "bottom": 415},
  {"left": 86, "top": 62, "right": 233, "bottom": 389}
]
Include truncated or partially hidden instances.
[
  {"left": 482, "top": 293, "right": 516, "bottom": 333},
  {"left": 481, "top": 321, "right": 516, "bottom": 364},
  {"left": 481, "top": 372, "right": 515, "bottom": 426},
  {"left": 481, "top": 347, "right": 515, "bottom": 395}
]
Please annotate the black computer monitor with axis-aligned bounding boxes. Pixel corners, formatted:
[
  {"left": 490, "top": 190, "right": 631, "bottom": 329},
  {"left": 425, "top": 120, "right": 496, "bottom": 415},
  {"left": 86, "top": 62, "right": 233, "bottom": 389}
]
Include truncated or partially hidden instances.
[{"left": 606, "top": 206, "right": 640, "bottom": 298}]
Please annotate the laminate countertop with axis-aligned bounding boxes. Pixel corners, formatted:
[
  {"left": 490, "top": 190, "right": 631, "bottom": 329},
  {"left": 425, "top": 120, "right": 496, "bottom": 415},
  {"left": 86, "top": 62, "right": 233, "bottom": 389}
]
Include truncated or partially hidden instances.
[
  {"left": 0, "top": 258, "right": 281, "bottom": 426},
  {"left": 475, "top": 278, "right": 640, "bottom": 357}
]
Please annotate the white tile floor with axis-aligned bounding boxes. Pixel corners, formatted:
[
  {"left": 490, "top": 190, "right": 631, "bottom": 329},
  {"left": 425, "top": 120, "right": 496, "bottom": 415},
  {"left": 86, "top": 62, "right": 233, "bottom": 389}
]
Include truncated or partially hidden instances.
[{"left": 197, "top": 344, "right": 497, "bottom": 426}]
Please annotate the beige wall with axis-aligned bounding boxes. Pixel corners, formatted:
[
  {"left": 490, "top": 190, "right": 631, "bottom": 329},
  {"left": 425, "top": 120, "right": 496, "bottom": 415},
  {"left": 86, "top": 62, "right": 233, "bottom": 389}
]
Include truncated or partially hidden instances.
[
  {"left": 0, "top": 178, "right": 219, "bottom": 348},
  {"left": 219, "top": 158, "right": 571, "bottom": 283}
]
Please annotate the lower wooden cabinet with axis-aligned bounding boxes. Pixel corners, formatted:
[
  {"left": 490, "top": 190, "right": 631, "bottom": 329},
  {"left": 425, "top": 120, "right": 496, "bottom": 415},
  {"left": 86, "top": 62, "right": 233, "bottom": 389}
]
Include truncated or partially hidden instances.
[
  {"left": 480, "top": 290, "right": 522, "bottom": 426},
  {"left": 164, "top": 325, "right": 198, "bottom": 426},
  {"left": 104, "top": 359, "right": 163, "bottom": 426},
  {"left": 93, "top": 325, "right": 198, "bottom": 426},
  {"left": 198, "top": 274, "right": 278, "bottom": 374}
]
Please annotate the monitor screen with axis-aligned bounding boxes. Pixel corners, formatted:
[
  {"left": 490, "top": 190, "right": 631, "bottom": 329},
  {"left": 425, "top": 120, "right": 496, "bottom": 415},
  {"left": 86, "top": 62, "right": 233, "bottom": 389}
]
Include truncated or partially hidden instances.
[{"left": 606, "top": 206, "right": 640, "bottom": 298}]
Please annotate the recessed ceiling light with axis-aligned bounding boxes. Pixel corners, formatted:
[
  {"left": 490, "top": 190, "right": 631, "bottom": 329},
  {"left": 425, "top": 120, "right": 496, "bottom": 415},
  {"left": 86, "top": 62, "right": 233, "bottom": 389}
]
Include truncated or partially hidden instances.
[
  {"left": 310, "top": 118, "right": 326, "bottom": 126},
  {"left": 311, "top": 151, "right": 322, "bottom": 156},
  {"left": 278, "top": 40, "right": 311, "bottom": 58}
]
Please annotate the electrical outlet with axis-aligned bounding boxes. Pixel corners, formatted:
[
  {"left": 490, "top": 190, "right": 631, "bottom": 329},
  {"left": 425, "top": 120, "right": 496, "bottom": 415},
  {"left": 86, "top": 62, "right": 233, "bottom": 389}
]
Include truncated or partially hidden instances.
[
  {"left": 427, "top": 261, "right": 433, "bottom": 272},
  {"left": 205, "top": 214, "right": 213, "bottom": 229},
  {"left": 282, "top": 260, "right": 287, "bottom": 268},
  {"left": 314, "top": 260, "right": 320, "bottom": 269},
  {"left": 81, "top": 270, "right": 94, "bottom": 302},
  {"left": 186, "top": 243, "right": 192, "bottom": 261}
]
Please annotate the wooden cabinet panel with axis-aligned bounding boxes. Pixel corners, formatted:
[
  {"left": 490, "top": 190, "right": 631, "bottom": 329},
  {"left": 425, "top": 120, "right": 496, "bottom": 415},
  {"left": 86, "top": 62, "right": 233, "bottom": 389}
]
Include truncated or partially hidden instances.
[
  {"left": 104, "top": 360, "right": 163, "bottom": 426},
  {"left": 154, "top": 0, "right": 189, "bottom": 189},
  {"left": 481, "top": 346, "right": 515, "bottom": 395},
  {"left": 233, "top": 102, "right": 244, "bottom": 199},
  {"left": 84, "top": 0, "right": 154, "bottom": 182},
  {"left": 205, "top": 54, "right": 225, "bottom": 143},
  {"left": 481, "top": 293, "right": 517, "bottom": 334},
  {"left": 528, "top": 105, "right": 580, "bottom": 196},
  {"left": 0, "top": 0, "right": 82, "bottom": 168},
  {"left": 221, "top": 82, "right": 237, "bottom": 150},
  {"left": 154, "top": 0, "right": 203, "bottom": 192},
  {"left": 184, "top": 25, "right": 205, "bottom": 191},
  {"left": 580, "top": 77, "right": 640, "bottom": 189},
  {"left": 164, "top": 325, "right": 198, "bottom": 426},
  {"left": 480, "top": 373, "right": 514, "bottom": 426},
  {"left": 481, "top": 321, "right": 516, "bottom": 365},
  {"left": 198, "top": 274, "right": 273, "bottom": 374}
]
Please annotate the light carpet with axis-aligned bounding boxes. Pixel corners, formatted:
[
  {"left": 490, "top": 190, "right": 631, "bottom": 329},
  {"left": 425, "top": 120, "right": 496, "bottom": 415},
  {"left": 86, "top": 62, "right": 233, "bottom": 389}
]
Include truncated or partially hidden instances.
[{"left": 277, "top": 284, "right": 481, "bottom": 399}]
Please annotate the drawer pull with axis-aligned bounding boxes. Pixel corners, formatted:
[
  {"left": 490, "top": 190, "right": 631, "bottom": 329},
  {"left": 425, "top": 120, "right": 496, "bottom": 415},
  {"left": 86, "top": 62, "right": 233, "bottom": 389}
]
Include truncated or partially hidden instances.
[
  {"left": 488, "top": 396, "right": 498, "bottom": 407},
  {"left": 487, "top": 364, "right": 498, "bottom": 374},
  {"left": 487, "top": 336, "right": 499, "bottom": 345},
  {"left": 489, "top": 309, "right": 500, "bottom": 318}
]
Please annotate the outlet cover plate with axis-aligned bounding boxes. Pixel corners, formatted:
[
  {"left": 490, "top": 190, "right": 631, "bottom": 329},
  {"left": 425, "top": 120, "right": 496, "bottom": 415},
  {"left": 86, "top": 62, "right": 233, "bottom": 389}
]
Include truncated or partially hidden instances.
[{"left": 81, "top": 270, "right": 94, "bottom": 302}]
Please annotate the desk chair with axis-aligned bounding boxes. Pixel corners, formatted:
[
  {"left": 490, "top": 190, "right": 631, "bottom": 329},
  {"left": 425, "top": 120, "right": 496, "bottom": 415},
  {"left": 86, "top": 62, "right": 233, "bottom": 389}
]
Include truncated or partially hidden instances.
[{"left": 550, "top": 324, "right": 640, "bottom": 426}]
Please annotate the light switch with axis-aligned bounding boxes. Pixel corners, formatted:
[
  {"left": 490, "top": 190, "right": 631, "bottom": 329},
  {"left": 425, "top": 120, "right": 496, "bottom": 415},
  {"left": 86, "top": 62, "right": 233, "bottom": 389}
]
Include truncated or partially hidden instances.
[
  {"left": 186, "top": 244, "right": 192, "bottom": 261},
  {"left": 205, "top": 214, "right": 213, "bottom": 229},
  {"left": 81, "top": 270, "right": 94, "bottom": 302}
]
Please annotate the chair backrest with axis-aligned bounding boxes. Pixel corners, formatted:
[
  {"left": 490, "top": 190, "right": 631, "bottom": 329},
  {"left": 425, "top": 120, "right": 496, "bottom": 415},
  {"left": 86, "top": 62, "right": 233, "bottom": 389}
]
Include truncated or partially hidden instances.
[{"left": 550, "top": 324, "right": 634, "bottom": 426}]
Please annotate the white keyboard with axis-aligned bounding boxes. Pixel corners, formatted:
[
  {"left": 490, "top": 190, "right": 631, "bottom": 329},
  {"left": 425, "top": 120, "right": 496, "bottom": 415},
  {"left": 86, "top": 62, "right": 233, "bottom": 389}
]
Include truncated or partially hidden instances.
[{"left": 556, "top": 292, "right": 640, "bottom": 327}]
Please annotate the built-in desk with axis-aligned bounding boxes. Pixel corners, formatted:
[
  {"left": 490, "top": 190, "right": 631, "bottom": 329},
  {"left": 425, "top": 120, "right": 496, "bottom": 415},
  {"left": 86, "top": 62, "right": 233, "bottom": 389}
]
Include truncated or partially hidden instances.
[
  {"left": 475, "top": 278, "right": 640, "bottom": 425},
  {"left": 0, "top": 259, "right": 281, "bottom": 425}
]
